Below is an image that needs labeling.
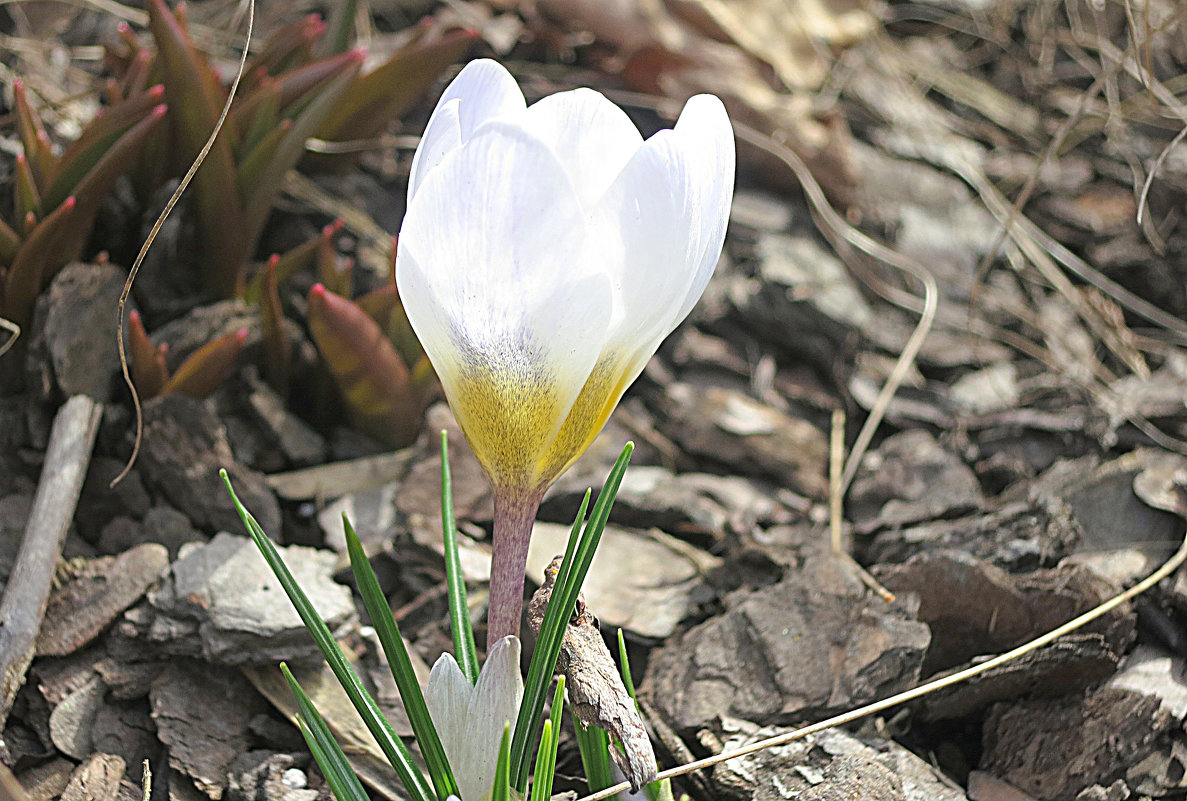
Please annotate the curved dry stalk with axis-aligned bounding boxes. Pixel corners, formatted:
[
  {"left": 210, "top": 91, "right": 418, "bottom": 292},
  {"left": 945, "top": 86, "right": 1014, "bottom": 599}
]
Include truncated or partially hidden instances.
[
  {"left": 0, "top": 316, "right": 18, "bottom": 359},
  {"left": 726, "top": 121, "right": 939, "bottom": 496},
  {"left": 579, "top": 524, "right": 1187, "bottom": 801},
  {"left": 111, "top": 0, "right": 256, "bottom": 488},
  {"left": 1137, "top": 122, "right": 1187, "bottom": 227}
]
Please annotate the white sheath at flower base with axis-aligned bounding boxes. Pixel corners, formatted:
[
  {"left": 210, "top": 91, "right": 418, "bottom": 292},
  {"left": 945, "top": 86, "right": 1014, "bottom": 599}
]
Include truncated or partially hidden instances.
[
  {"left": 426, "top": 635, "right": 524, "bottom": 801},
  {"left": 396, "top": 58, "right": 735, "bottom": 497}
]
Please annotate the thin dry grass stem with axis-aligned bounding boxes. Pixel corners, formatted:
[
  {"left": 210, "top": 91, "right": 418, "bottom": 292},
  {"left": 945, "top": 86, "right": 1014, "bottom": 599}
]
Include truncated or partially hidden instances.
[
  {"left": 580, "top": 523, "right": 1187, "bottom": 801},
  {"left": 140, "top": 760, "right": 151, "bottom": 801},
  {"left": 1137, "top": 124, "right": 1187, "bottom": 226},
  {"left": 828, "top": 408, "right": 844, "bottom": 557},
  {"left": 967, "top": 65, "right": 1110, "bottom": 328},
  {"left": 111, "top": 0, "right": 256, "bottom": 488},
  {"left": 828, "top": 407, "right": 894, "bottom": 603},
  {"left": 0, "top": 317, "right": 17, "bottom": 359}
]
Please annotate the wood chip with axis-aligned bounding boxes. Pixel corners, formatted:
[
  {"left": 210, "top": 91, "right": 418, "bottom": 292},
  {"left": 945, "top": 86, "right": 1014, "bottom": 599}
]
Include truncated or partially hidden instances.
[
  {"left": 527, "top": 556, "right": 657, "bottom": 791},
  {"left": 37, "top": 543, "right": 169, "bottom": 657},
  {"left": 60, "top": 755, "right": 125, "bottom": 801}
]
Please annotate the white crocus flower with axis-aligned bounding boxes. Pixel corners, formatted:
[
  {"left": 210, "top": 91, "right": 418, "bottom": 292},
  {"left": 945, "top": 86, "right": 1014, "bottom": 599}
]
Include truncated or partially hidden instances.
[
  {"left": 426, "top": 636, "right": 524, "bottom": 801},
  {"left": 397, "top": 59, "right": 735, "bottom": 644}
]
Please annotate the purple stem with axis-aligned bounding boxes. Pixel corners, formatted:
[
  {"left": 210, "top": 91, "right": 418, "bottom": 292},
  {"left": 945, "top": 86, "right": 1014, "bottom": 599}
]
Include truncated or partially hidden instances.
[{"left": 487, "top": 489, "right": 543, "bottom": 648}]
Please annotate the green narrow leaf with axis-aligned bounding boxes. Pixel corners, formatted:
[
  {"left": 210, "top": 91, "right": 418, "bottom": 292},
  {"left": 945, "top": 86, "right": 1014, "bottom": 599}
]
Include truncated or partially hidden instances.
[
  {"left": 220, "top": 472, "right": 436, "bottom": 801},
  {"left": 530, "top": 677, "right": 566, "bottom": 801},
  {"left": 441, "top": 431, "right": 479, "bottom": 685},
  {"left": 617, "top": 630, "right": 673, "bottom": 801},
  {"left": 512, "top": 443, "right": 633, "bottom": 791},
  {"left": 617, "top": 629, "right": 636, "bottom": 698},
  {"left": 491, "top": 723, "right": 512, "bottom": 801},
  {"left": 530, "top": 720, "right": 555, "bottom": 801},
  {"left": 280, "top": 664, "right": 370, "bottom": 801},
  {"left": 510, "top": 489, "right": 588, "bottom": 791},
  {"left": 343, "top": 515, "right": 459, "bottom": 800},
  {"left": 574, "top": 716, "right": 615, "bottom": 794}
]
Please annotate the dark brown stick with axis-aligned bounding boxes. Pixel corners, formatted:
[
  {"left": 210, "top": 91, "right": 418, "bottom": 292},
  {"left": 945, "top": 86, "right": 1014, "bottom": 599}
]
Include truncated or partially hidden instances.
[{"left": 0, "top": 395, "right": 102, "bottom": 728}]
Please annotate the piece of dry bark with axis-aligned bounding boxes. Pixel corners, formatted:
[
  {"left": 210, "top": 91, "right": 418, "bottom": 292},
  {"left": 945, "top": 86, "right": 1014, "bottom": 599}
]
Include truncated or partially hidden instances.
[
  {"left": 60, "top": 755, "right": 125, "bottom": 801},
  {"left": 36, "top": 543, "right": 168, "bottom": 657},
  {"left": 527, "top": 556, "right": 657, "bottom": 791}
]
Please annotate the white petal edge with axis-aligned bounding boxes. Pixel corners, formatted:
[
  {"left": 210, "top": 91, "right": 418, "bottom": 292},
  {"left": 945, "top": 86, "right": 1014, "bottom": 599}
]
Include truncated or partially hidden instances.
[
  {"left": 520, "top": 88, "right": 644, "bottom": 209},
  {"left": 408, "top": 59, "right": 527, "bottom": 201},
  {"left": 425, "top": 652, "right": 474, "bottom": 798},
  {"left": 667, "top": 94, "right": 735, "bottom": 329},
  {"left": 582, "top": 94, "right": 734, "bottom": 404}
]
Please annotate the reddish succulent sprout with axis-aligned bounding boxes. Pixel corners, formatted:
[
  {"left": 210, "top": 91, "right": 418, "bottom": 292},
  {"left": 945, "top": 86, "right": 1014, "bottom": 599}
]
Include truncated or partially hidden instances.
[
  {"left": 303, "top": 14, "right": 326, "bottom": 39},
  {"left": 322, "top": 219, "right": 344, "bottom": 240},
  {"left": 96, "top": 251, "right": 110, "bottom": 266},
  {"left": 129, "top": 309, "right": 142, "bottom": 326},
  {"left": 311, "top": 283, "right": 327, "bottom": 300},
  {"left": 15, "top": 153, "right": 27, "bottom": 168},
  {"left": 267, "top": 253, "right": 281, "bottom": 269},
  {"left": 150, "top": 104, "right": 168, "bottom": 120},
  {"left": 234, "top": 328, "right": 249, "bottom": 345}
]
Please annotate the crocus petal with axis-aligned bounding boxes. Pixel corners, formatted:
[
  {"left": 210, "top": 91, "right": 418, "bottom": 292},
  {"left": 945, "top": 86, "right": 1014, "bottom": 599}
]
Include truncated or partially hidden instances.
[
  {"left": 408, "top": 59, "right": 526, "bottom": 200},
  {"left": 465, "top": 636, "right": 523, "bottom": 801},
  {"left": 398, "top": 121, "right": 612, "bottom": 491},
  {"left": 424, "top": 638, "right": 523, "bottom": 801},
  {"left": 521, "top": 88, "right": 643, "bottom": 209},
  {"left": 534, "top": 96, "right": 734, "bottom": 483},
  {"left": 667, "top": 94, "right": 735, "bottom": 328},
  {"left": 425, "top": 652, "right": 473, "bottom": 795}
]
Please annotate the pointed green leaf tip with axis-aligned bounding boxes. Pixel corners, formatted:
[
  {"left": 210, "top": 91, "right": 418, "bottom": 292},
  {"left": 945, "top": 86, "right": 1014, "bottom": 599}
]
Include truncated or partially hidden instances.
[{"left": 220, "top": 470, "right": 435, "bottom": 801}]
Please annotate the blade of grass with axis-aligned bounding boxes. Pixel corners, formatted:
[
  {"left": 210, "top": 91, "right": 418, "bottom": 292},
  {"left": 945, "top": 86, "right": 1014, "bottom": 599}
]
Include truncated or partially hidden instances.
[
  {"left": 574, "top": 718, "right": 615, "bottom": 794},
  {"left": 343, "top": 515, "right": 459, "bottom": 800},
  {"left": 530, "top": 677, "right": 565, "bottom": 801},
  {"left": 441, "top": 431, "right": 479, "bottom": 685},
  {"left": 280, "top": 664, "right": 370, "bottom": 801},
  {"left": 617, "top": 630, "right": 673, "bottom": 801},
  {"left": 530, "top": 720, "right": 555, "bottom": 801},
  {"left": 220, "top": 471, "right": 435, "bottom": 801},
  {"left": 617, "top": 630, "right": 635, "bottom": 697},
  {"left": 491, "top": 723, "right": 512, "bottom": 801},
  {"left": 511, "top": 444, "right": 633, "bottom": 791}
]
